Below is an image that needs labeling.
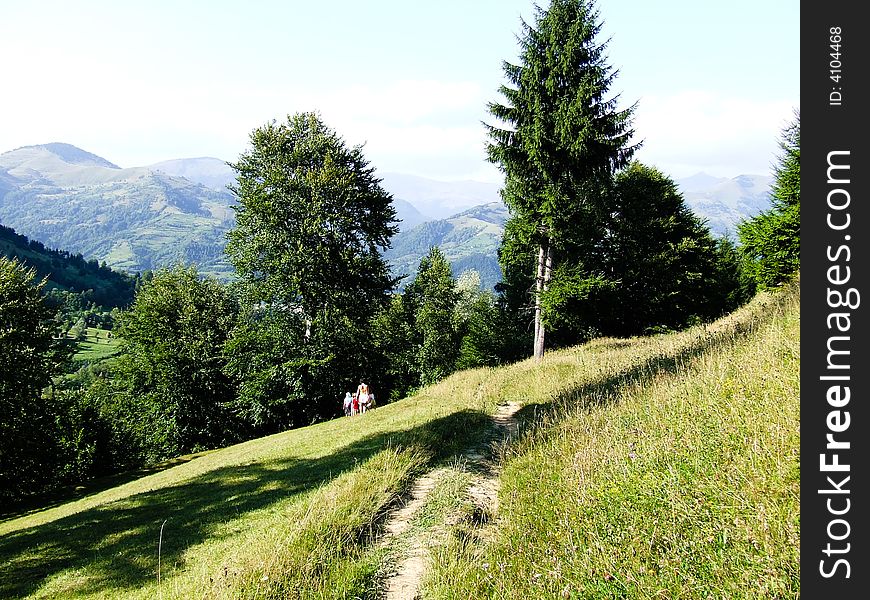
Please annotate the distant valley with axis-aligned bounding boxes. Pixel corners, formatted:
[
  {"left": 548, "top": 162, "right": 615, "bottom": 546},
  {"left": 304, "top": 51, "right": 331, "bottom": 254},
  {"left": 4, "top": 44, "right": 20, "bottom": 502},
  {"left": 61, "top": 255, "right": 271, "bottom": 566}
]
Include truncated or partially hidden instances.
[{"left": 0, "top": 143, "right": 772, "bottom": 294}]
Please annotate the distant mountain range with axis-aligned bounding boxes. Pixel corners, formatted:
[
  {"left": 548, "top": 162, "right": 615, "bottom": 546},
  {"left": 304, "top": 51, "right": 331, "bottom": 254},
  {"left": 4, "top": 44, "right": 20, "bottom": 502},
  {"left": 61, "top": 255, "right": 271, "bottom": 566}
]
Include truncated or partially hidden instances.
[
  {"left": 147, "top": 157, "right": 492, "bottom": 230},
  {"left": 0, "top": 143, "right": 772, "bottom": 292},
  {"left": 385, "top": 202, "right": 509, "bottom": 291},
  {"left": 676, "top": 172, "right": 773, "bottom": 237},
  {"left": 0, "top": 144, "right": 236, "bottom": 279}
]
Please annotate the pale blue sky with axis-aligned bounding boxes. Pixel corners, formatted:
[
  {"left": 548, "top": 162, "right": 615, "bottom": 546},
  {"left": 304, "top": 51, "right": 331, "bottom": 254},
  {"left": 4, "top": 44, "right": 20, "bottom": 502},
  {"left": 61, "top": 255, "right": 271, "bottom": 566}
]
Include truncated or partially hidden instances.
[{"left": 1, "top": 0, "right": 799, "bottom": 181}]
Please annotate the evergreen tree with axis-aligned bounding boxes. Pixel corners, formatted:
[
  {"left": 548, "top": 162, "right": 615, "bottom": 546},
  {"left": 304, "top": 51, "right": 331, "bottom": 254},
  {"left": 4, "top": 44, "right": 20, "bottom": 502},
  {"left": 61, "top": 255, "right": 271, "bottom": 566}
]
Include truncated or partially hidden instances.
[
  {"left": 738, "top": 110, "right": 800, "bottom": 288},
  {"left": 225, "top": 112, "right": 398, "bottom": 427},
  {"left": 493, "top": 216, "right": 537, "bottom": 359},
  {"left": 486, "top": 0, "right": 638, "bottom": 359},
  {"left": 450, "top": 269, "right": 515, "bottom": 370},
  {"left": 607, "top": 163, "right": 743, "bottom": 332},
  {"left": 405, "top": 247, "right": 460, "bottom": 386},
  {"left": 370, "top": 293, "right": 419, "bottom": 402},
  {"left": 541, "top": 163, "right": 745, "bottom": 339}
]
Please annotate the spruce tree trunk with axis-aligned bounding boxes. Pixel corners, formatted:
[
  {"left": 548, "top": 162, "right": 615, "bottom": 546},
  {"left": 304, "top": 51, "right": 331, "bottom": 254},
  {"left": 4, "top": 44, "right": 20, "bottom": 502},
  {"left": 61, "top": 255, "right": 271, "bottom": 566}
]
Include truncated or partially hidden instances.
[{"left": 533, "top": 239, "right": 553, "bottom": 361}]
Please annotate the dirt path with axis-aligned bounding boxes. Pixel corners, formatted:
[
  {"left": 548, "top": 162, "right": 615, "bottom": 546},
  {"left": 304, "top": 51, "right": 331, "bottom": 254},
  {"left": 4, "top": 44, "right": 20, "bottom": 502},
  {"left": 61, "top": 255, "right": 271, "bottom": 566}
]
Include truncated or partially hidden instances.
[
  {"left": 379, "top": 402, "right": 522, "bottom": 600},
  {"left": 380, "top": 471, "right": 441, "bottom": 599}
]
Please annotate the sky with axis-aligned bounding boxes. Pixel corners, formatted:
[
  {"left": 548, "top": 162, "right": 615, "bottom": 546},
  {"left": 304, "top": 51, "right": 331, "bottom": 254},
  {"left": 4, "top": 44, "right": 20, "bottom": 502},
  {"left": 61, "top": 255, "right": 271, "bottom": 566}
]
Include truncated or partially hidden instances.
[{"left": 1, "top": 0, "right": 799, "bottom": 183}]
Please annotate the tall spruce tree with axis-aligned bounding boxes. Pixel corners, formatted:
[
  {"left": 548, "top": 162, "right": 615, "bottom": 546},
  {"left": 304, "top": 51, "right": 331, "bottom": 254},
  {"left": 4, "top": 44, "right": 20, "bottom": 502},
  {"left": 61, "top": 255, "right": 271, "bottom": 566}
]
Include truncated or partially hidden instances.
[
  {"left": 225, "top": 112, "right": 398, "bottom": 427},
  {"left": 486, "top": 0, "right": 638, "bottom": 359},
  {"left": 738, "top": 110, "right": 800, "bottom": 288},
  {"left": 405, "top": 246, "right": 460, "bottom": 386}
]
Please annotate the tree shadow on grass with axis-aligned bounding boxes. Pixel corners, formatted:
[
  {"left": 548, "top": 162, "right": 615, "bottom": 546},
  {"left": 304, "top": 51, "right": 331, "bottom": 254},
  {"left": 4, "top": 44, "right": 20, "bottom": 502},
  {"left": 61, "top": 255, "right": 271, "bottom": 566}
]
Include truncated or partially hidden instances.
[
  {"left": 0, "top": 409, "right": 489, "bottom": 599},
  {"left": 1, "top": 450, "right": 217, "bottom": 522}
]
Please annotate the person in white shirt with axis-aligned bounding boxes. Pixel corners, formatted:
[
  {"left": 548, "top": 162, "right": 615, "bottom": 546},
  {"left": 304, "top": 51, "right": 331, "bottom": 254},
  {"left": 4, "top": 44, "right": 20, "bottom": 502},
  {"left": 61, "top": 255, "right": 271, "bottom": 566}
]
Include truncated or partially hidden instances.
[{"left": 357, "top": 381, "right": 370, "bottom": 413}]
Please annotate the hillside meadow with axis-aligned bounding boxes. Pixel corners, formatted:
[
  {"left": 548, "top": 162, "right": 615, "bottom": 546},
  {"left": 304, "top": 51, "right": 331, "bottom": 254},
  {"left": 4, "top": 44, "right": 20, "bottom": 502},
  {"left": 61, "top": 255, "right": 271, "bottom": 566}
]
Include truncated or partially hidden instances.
[{"left": 0, "top": 278, "right": 799, "bottom": 599}]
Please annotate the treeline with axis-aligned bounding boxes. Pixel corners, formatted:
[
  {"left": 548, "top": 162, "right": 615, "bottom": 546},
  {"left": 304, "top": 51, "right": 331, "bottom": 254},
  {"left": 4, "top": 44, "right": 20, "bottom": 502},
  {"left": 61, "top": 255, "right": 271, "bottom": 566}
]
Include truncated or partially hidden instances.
[
  {"left": 0, "top": 223, "right": 136, "bottom": 308},
  {"left": 0, "top": 0, "right": 800, "bottom": 507}
]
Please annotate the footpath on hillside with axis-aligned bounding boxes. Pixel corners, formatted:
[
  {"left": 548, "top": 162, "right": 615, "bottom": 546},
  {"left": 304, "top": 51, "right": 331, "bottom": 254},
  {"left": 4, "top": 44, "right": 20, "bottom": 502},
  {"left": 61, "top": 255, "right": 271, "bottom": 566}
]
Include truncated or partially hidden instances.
[{"left": 378, "top": 401, "right": 522, "bottom": 599}]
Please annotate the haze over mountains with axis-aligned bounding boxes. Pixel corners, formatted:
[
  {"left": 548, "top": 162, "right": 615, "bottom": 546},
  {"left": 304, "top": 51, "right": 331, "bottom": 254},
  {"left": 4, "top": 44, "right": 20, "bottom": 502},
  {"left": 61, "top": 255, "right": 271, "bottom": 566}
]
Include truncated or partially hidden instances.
[{"left": 0, "top": 143, "right": 772, "bottom": 292}]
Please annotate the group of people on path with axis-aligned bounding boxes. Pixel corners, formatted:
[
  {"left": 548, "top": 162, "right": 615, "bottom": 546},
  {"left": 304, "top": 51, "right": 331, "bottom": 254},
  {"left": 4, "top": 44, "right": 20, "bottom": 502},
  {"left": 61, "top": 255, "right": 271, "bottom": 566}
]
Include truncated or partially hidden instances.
[{"left": 343, "top": 381, "right": 375, "bottom": 416}]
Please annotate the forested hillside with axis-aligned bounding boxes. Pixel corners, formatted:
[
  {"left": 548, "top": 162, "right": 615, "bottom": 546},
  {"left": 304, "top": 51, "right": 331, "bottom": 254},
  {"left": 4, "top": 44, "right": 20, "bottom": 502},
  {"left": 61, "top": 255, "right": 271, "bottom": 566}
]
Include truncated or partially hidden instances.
[
  {"left": 0, "top": 223, "right": 135, "bottom": 308},
  {"left": 385, "top": 202, "right": 508, "bottom": 291}
]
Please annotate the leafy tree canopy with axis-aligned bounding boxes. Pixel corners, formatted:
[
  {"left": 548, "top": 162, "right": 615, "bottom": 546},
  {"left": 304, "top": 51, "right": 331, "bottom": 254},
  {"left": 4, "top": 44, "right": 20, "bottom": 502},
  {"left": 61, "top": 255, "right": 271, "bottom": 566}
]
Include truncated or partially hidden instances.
[
  {"left": 226, "top": 112, "right": 398, "bottom": 322},
  {"left": 114, "top": 264, "right": 241, "bottom": 458},
  {"left": 224, "top": 112, "right": 399, "bottom": 428},
  {"left": 0, "top": 257, "right": 70, "bottom": 501}
]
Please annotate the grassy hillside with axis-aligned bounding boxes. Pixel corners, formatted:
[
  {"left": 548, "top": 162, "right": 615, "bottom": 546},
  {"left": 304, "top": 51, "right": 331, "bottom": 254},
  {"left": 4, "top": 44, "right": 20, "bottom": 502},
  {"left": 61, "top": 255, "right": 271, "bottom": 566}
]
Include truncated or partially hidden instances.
[
  {"left": 72, "top": 327, "right": 122, "bottom": 362},
  {"left": 0, "top": 279, "right": 799, "bottom": 599},
  {"left": 427, "top": 282, "right": 799, "bottom": 598}
]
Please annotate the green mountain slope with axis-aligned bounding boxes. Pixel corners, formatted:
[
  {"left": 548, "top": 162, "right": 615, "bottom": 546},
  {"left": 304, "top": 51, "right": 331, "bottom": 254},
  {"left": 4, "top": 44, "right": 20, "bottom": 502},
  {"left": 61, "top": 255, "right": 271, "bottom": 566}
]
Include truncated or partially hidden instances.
[
  {"left": 0, "top": 223, "right": 135, "bottom": 308},
  {"left": 0, "top": 144, "right": 236, "bottom": 279},
  {"left": 385, "top": 201, "right": 508, "bottom": 291}
]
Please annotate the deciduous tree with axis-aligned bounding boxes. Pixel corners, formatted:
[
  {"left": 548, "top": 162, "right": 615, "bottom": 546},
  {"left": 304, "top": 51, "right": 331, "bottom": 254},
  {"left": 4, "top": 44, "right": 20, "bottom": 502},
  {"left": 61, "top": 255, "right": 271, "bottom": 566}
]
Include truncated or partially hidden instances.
[
  {"left": 225, "top": 112, "right": 398, "bottom": 427},
  {"left": 114, "top": 264, "right": 240, "bottom": 458},
  {"left": 0, "top": 257, "right": 69, "bottom": 501}
]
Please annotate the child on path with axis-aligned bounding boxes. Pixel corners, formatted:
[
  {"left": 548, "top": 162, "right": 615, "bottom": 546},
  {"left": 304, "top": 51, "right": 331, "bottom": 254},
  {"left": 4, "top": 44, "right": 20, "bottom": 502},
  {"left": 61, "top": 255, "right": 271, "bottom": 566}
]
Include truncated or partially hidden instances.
[{"left": 343, "top": 392, "right": 352, "bottom": 417}]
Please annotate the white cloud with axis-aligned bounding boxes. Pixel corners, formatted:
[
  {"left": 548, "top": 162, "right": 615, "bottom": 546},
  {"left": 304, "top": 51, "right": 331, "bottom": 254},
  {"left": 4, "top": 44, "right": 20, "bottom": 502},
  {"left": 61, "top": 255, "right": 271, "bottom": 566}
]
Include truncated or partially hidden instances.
[
  {"left": 630, "top": 90, "right": 796, "bottom": 177},
  {"left": 1, "top": 73, "right": 494, "bottom": 177}
]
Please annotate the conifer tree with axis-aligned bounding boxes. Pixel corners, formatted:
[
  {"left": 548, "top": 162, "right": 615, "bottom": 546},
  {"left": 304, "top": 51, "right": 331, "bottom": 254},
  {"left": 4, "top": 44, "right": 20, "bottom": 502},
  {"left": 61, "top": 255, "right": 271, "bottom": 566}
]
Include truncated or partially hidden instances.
[
  {"left": 738, "top": 110, "right": 800, "bottom": 288},
  {"left": 486, "top": 0, "right": 638, "bottom": 359},
  {"left": 405, "top": 246, "right": 460, "bottom": 386}
]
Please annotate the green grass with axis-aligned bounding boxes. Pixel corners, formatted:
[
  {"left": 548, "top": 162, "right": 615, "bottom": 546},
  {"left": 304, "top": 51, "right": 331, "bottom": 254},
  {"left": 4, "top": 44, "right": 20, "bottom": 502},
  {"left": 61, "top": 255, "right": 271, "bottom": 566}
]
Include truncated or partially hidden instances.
[
  {"left": 425, "top": 279, "right": 800, "bottom": 599},
  {"left": 0, "top": 374, "right": 494, "bottom": 598},
  {"left": 72, "top": 327, "right": 122, "bottom": 362},
  {"left": 0, "top": 280, "right": 800, "bottom": 599}
]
